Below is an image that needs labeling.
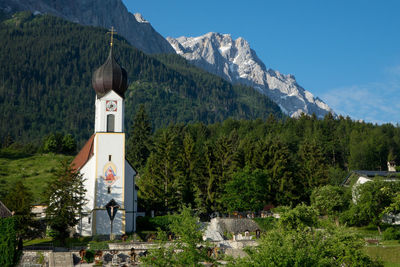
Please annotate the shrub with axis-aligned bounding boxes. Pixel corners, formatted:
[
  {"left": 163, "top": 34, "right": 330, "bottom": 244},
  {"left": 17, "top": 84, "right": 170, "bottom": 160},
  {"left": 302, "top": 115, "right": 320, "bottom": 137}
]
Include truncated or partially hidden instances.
[
  {"left": 149, "top": 215, "right": 176, "bottom": 231},
  {"left": 88, "top": 241, "right": 109, "bottom": 250},
  {"left": 253, "top": 217, "right": 276, "bottom": 232},
  {"left": 383, "top": 227, "right": 400, "bottom": 240},
  {"left": 137, "top": 215, "right": 176, "bottom": 231},
  {"left": 84, "top": 249, "right": 95, "bottom": 263},
  {"left": 136, "top": 216, "right": 151, "bottom": 231},
  {"left": 0, "top": 217, "right": 20, "bottom": 267}
]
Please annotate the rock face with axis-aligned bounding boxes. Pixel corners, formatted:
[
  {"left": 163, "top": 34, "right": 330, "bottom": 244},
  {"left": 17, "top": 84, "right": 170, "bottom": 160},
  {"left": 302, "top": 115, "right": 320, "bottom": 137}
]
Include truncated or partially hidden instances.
[
  {"left": 168, "top": 32, "right": 335, "bottom": 118},
  {"left": 0, "top": 0, "right": 175, "bottom": 54}
]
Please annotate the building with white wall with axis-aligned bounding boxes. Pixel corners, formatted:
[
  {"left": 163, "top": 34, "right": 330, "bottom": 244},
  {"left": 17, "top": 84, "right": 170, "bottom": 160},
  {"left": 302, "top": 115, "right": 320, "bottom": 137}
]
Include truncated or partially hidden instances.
[{"left": 72, "top": 44, "right": 137, "bottom": 236}]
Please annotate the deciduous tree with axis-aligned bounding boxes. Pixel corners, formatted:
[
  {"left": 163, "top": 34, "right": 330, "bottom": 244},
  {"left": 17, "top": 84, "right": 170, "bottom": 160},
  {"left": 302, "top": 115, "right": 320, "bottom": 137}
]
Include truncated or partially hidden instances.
[{"left": 3, "top": 180, "right": 35, "bottom": 239}]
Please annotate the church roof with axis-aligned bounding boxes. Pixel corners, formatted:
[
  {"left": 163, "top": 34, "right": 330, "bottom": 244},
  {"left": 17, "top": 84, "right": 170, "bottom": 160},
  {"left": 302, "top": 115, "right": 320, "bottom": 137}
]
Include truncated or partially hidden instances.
[
  {"left": 92, "top": 48, "right": 128, "bottom": 99},
  {"left": 0, "top": 201, "right": 12, "bottom": 218},
  {"left": 71, "top": 134, "right": 95, "bottom": 171},
  {"left": 341, "top": 170, "right": 400, "bottom": 186}
]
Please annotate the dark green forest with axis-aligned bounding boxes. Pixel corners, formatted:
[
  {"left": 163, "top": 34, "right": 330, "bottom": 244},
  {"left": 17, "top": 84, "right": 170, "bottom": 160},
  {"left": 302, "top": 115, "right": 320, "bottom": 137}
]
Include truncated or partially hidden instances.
[
  {"left": 128, "top": 108, "right": 400, "bottom": 215},
  {"left": 0, "top": 11, "right": 282, "bottom": 146}
]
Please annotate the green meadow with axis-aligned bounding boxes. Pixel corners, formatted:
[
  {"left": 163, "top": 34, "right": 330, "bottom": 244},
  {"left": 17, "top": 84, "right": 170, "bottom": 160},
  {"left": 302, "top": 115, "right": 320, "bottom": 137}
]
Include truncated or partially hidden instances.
[{"left": 0, "top": 150, "right": 72, "bottom": 203}]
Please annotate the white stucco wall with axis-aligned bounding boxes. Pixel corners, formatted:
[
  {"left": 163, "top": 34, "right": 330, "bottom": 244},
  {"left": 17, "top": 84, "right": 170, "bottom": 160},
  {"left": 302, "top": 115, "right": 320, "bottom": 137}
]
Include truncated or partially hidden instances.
[
  {"left": 95, "top": 91, "right": 124, "bottom": 133},
  {"left": 78, "top": 156, "right": 96, "bottom": 236},
  {"left": 124, "top": 160, "right": 136, "bottom": 233},
  {"left": 352, "top": 176, "right": 372, "bottom": 203},
  {"left": 93, "top": 133, "right": 125, "bottom": 235}
]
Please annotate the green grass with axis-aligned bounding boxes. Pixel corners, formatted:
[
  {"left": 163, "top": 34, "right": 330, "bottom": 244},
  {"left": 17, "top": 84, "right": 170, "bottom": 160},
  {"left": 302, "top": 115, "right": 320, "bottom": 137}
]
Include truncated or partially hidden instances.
[
  {"left": 0, "top": 152, "right": 72, "bottom": 202},
  {"left": 23, "top": 237, "right": 53, "bottom": 246},
  {"left": 24, "top": 234, "right": 143, "bottom": 249},
  {"left": 350, "top": 226, "right": 400, "bottom": 265},
  {"left": 350, "top": 225, "right": 382, "bottom": 240},
  {"left": 365, "top": 245, "right": 400, "bottom": 266}
]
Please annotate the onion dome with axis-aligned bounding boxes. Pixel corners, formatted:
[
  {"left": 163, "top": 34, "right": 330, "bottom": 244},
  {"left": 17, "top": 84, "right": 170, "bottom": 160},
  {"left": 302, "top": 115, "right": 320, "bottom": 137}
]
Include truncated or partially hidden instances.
[{"left": 92, "top": 48, "right": 128, "bottom": 98}]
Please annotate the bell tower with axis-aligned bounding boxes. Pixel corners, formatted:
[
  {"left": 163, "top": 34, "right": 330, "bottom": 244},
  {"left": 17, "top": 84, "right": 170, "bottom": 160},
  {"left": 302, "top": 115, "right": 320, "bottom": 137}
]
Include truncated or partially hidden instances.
[
  {"left": 72, "top": 29, "right": 137, "bottom": 236},
  {"left": 92, "top": 48, "right": 126, "bottom": 133}
]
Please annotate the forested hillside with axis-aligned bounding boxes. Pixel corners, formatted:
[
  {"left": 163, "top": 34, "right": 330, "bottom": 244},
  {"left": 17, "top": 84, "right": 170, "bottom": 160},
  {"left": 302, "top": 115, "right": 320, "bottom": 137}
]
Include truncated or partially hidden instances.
[
  {"left": 0, "top": 12, "right": 282, "bottom": 146},
  {"left": 131, "top": 112, "right": 400, "bottom": 214}
]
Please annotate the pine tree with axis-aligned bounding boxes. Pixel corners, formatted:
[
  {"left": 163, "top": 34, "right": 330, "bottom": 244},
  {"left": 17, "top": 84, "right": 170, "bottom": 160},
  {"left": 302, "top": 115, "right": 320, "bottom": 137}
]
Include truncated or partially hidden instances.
[
  {"left": 138, "top": 128, "right": 183, "bottom": 212},
  {"left": 44, "top": 160, "right": 87, "bottom": 244},
  {"left": 267, "top": 139, "right": 298, "bottom": 205},
  {"left": 126, "top": 104, "right": 152, "bottom": 171},
  {"left": 299, "top": 139, "right": 329, "bottom": 195}
]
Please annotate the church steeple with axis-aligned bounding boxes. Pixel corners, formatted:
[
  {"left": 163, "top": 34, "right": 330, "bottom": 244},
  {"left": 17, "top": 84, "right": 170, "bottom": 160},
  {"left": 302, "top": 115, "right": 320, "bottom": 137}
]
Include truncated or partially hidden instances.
[
  {"left": 92, "top": 29, "right": 127, "bottom": 133},
  {"left": 92, "top": 27, "right": 128, "bottom": 99}
]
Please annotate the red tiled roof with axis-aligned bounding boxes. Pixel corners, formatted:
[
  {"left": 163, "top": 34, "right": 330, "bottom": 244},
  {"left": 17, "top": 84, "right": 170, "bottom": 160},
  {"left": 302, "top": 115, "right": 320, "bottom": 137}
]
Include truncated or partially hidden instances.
[
  {"left": 263, "top": 204, "right": 275, "bottom": 211},
  {"left": 71, "top": 134, "right": 95, "bottom": 171}
]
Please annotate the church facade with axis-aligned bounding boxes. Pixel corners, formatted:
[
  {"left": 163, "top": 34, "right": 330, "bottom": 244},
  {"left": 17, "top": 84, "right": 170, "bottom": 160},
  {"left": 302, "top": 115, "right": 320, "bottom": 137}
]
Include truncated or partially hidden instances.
[{"left": 72, "top": 43, "right": 137, "bottom": 236}]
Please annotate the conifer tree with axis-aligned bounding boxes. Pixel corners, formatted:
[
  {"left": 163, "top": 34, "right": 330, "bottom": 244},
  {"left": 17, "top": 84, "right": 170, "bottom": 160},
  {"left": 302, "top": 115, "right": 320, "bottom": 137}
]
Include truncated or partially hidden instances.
[
  {"left": 45, "top": 160, "right": 87, "bottom": 244},
  {"left": 138, "top": 128, "right": 183, "bottom": 212},
  {"left": 267, "top": 139, "right": 298, "bottom": 205},
  {"left": 126, "top": 104, "right": 152, "bottom": 171},
  {"left": 299, "top": 139, "right": 329, "bottom": 192}
]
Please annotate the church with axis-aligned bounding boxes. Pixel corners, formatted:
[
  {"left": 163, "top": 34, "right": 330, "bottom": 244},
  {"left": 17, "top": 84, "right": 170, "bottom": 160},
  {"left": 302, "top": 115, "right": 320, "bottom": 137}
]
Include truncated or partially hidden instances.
[{"left": 72, "top": 34, "right": 137, "bottom": 236}]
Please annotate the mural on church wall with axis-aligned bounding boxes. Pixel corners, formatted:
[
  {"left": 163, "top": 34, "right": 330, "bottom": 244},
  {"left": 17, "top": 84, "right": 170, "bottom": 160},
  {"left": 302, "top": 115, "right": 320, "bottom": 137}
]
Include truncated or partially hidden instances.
[{"left": 101, "top": 162, "right": 119, "bottom": 186}]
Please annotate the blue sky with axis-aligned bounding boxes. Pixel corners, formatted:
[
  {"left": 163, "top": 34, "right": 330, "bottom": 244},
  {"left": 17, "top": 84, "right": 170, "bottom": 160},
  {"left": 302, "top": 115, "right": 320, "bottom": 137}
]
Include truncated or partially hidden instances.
[{"left": 122, "top": 0, "right": 400, "bottom": 124}]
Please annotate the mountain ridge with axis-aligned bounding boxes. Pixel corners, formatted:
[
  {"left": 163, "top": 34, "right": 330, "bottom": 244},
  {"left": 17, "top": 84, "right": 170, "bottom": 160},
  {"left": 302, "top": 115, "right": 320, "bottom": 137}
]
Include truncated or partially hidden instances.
[
  {"left": 167, "top": 32, "right": 335, "bottom": 118},
  {"left": 0, "top": 0, "right": 175, "bottom": 54}
]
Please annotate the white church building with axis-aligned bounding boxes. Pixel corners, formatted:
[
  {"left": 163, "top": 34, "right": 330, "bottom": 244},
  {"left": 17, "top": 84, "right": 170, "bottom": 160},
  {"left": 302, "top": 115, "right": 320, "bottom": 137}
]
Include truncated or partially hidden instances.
[{"left": 72, "top": 42, "right": 137, "bottom": 236}]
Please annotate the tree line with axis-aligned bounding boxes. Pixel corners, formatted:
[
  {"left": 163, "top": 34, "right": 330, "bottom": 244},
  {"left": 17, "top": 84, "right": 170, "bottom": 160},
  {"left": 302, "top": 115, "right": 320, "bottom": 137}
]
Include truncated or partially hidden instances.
[{"left": 127, "top": 106, "right": 400, "bottom": 215}]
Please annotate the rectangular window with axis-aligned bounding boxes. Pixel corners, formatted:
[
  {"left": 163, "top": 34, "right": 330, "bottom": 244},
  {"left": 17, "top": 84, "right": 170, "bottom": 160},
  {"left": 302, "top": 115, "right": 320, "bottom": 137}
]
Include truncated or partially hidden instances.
[
  {"left": 108, "top": 187, "right": 111, "bottom": 194},
  {"left": 109, "top": 155, "right": 112, "bottom": 161},
  {"left": 107, "top": 114, "right": 115, "bottom": 132},
  {"left": 88, "top": 217, "right": 91, "bottom": 224}
]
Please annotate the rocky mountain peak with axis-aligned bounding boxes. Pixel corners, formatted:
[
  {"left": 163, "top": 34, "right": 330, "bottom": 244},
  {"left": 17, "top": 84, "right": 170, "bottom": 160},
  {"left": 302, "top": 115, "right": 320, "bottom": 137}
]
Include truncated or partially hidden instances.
[{"left": 167, "top": 32, "right": 335, "bottom": 118}]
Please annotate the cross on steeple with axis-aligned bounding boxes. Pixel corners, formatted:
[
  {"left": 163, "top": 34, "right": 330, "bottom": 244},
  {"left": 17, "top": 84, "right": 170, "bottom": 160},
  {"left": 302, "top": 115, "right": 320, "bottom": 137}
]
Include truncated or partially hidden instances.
[{"left": 107, "top": 26, "right": 117, "bottom": 47}]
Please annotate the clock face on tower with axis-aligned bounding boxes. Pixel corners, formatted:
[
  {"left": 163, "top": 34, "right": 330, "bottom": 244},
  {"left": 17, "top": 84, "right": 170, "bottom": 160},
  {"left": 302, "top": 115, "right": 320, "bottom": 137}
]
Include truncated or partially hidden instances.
[{"left": 106, "top": 100, "right": 117, "bottom": 112}]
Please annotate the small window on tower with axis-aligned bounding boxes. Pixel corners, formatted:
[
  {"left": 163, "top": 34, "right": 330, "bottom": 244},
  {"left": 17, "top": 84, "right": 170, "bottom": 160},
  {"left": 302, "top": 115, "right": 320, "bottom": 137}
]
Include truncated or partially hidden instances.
[
  {"left": 88, "top": 216, "right": 91, "bottom": 224},
  {"left": 109, "top": 155, "right": 112, "bottom": 161},
  {"left": 108, "top": 186, "right": 111, "bottom": 194},
  {"left": 107, "top": 114, "right": 115, "bottom": 132}
]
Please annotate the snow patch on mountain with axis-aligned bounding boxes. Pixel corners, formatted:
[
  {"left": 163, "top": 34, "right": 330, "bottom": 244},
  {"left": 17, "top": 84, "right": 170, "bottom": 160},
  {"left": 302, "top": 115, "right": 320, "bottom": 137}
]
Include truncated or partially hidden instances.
[
  {"left": 167, "top": 32, "right": 335, "bottom": 118},
  {"left": 134, "top": 13, "right": 149, "bottom": 23}
]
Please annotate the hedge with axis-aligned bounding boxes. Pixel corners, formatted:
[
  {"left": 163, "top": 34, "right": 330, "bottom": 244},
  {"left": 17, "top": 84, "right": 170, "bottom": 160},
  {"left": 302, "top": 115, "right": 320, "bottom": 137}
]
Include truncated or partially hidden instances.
[{"left": 0, "top": 217, "right": 20, "bottom": 267}]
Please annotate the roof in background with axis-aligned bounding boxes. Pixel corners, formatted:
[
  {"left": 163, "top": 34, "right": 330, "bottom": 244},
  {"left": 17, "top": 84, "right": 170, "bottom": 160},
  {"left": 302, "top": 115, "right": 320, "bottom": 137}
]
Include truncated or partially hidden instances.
[
  {"left": 71, "top": 134, "right": 95, "bottom": 171},
  {"left": 342, "top": 170, "right": 400, "bottom": 186}
]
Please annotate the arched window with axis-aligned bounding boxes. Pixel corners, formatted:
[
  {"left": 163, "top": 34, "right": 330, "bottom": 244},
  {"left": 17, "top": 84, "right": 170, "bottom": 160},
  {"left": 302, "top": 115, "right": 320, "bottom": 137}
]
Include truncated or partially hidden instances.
[{"left": 107, "top": 114, "right": 115, "bottom": 132}]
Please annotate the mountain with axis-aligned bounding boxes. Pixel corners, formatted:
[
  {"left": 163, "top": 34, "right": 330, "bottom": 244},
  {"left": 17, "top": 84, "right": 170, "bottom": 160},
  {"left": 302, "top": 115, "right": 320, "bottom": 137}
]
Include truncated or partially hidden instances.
[
  {"left": 167, "top": 32, "right": 334, "bottom": 118},
  {"left": 0, "top": 0, "right": 174, "bottom": 54},
  {"left": 1, "top": 0, "right": 334, "bottom": 118},
  {"left": 0, "top": 12, "right": 282, "bottom": 145}
]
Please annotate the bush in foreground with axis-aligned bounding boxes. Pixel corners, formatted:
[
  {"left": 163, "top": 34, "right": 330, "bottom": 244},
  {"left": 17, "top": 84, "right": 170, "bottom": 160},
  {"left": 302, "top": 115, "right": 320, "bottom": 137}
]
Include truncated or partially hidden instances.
[{"left": 230, "top": 204, "right": 382, "bottom": 267}]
